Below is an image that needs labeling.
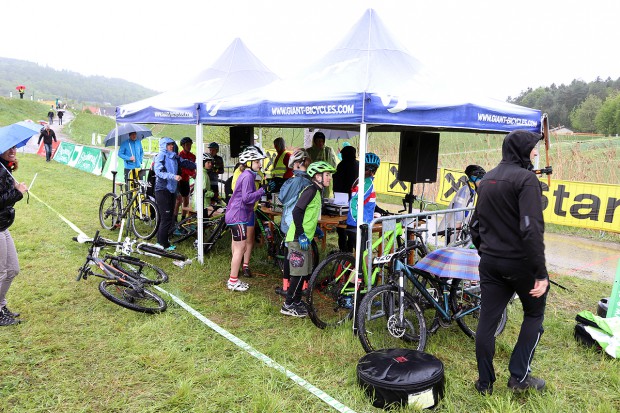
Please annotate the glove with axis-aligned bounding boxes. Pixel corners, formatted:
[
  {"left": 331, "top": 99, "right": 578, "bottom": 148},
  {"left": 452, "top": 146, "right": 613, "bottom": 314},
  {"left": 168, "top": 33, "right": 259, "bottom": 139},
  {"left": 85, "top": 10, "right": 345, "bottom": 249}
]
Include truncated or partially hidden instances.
[
  {"left": 315, "top": 226, "right": 324, "bottom": 240},
  {"left": 298, "top": 233, "right": 310, "bottom": 251}
]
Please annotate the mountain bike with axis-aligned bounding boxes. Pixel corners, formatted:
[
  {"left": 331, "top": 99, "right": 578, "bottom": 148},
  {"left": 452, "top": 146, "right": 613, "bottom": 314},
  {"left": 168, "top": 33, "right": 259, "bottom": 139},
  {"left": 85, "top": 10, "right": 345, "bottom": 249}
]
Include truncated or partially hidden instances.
[
  {"left": 75, "top": 231, "right": 167, "bottom": 313},
  {"left": 99, "top": 178, "right": 160, "bottom": 240},
  {"left": 306, "top": 214, "right": 429, "bottom": 329},
  {"left": 73, "top": 233, "right": 169, "bottom": 285},
  {"left": 355, "top": 245, "right": 507, "bottom": 353},
  {"left": 168, "top": 202, "right": 227, "bottom": 245}
]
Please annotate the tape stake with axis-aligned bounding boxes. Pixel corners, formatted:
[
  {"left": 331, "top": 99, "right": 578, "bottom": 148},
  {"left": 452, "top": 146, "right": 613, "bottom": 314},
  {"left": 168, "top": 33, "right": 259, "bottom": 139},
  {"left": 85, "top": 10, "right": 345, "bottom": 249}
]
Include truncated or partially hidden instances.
[{"left": 155, "top": 286, "right": 357, "bottom": 413}]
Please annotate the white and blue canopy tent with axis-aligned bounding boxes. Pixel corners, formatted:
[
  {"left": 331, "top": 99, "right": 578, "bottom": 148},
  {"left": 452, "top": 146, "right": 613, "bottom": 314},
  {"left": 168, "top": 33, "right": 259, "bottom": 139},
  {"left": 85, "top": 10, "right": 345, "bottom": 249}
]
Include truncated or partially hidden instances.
[
  {"left": 197, "top": 9, "right": 543, "bottom": 269},
  {"left": 115, "top": 38, "right": 280, "bottom": 254}
]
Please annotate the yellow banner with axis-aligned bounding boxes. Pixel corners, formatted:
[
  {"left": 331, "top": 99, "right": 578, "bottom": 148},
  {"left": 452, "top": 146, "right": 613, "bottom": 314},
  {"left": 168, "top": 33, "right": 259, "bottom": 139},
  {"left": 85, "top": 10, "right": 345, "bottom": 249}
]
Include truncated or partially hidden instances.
[{"left": 435, "top": 168, "right": 620, "bottom": 233}]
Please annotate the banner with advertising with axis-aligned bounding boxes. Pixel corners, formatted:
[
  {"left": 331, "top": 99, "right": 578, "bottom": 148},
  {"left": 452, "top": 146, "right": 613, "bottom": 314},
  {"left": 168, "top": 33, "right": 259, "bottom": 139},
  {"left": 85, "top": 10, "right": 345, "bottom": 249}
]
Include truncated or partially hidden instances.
[
  {"left": 52, "top": 142, "right": 76, "bottom": 165},
  {"left": 74, "top": 146, "right": 103, "bottom": 175},
  {"left": 436, "top": 168, "right": 620, "bottom": 233}
]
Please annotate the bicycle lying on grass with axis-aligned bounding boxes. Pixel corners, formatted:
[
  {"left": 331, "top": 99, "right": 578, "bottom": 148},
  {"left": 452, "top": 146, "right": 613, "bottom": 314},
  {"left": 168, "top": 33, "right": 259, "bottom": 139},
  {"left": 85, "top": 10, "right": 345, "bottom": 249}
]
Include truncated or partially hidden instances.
[
  {"left": 74, "top": 231, "right": 167, "bottom": 313},
  {"left": 355, "top": 245, "right": 507, "bottom": 352}
]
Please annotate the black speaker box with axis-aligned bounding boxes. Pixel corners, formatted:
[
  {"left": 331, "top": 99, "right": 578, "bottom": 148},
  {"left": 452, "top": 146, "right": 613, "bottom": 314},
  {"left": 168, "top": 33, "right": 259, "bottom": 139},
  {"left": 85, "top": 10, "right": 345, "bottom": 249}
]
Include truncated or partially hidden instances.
[
  {"left": 397, "top": 131, "right": 440, "bottom": 183},
  {"left": 230, "top": 126, "right": 254, "bottom": 158}
]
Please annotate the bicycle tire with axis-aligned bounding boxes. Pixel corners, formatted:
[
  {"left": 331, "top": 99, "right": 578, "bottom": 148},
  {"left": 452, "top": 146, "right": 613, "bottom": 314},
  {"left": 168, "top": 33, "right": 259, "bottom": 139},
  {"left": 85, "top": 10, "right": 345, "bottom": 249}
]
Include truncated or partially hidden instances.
[
  {"left": 98, "top": 279, "right": 167, "bottom": 313},
  {"left": 356, "top": 284, "right": 427, "bottom": 353},
  {"left": 203, "top": 217, "right": 227, "bottom": 254},
  {"left": 130, "top": 198, "right": 159, "bottom": 240},
  {"left": 169, "top": 215, "right": 198, "bottom": 244},
  {"left": 450, "top": 278, "right": 507, "bottom": 339},
  {"left": 107, "top": 255, "right": 169, "bottom": 285},
  {"left": 408, "top": 268, "right": 444, "bottom": 334},
  {"left": 137, "top": 243, "right": 187, "bottom": 261},
  {"left": 99, "top": 193, "right": 120, "bottom": 230},
  {"left": 307, "top": 252, "right": 356, "bottom": 329}
]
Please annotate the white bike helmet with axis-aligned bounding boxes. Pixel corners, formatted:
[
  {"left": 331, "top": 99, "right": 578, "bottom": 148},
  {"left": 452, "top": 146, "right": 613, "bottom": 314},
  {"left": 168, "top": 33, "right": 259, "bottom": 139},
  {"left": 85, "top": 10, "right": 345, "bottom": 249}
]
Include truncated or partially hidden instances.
[
  {"left": 288, "top": 149, "right": 310, "bottom": 168},
  {"left": 239, "top": 145, "right": 266, "bottom": 164}
]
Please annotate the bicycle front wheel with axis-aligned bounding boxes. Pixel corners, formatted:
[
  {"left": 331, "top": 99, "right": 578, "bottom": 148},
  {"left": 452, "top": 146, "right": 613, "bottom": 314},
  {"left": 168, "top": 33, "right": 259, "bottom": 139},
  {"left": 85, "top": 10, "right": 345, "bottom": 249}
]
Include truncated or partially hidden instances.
[
  {"left": 450, "top": 278, "right": 507, "bottom": 339},
  {"left": 131, "top": 198, "right": 159, "bottom": 240},
  {"left": 98, "top": 279, "right": 167, "bottom": 313},
  {"left": 356, "top": 284, "right": 427, "bottom": 353},
  {"left": 307, "top": 252, "right": 356, "bottom": 329},
  {"left": 108, "top": 255, "right": 169, "bottom": 285},
  {"left": 99, "top": 193, "right": 119, "bottom": 230},
  {"left": 137, "top": 243, "right": 187, "bottom": 261}
]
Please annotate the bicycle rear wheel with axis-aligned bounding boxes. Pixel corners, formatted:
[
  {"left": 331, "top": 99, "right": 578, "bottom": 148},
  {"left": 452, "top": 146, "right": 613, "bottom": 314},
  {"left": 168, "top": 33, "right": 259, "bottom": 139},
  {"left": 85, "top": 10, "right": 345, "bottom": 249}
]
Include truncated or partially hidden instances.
[
  {"left": 98, "top": 279, "right": 167, "bottom": 313},
  {"left": 307, "top": 252, "right": 356, "bottom": 329},
  {"left": 356, "top": 284, "right": 427, "bottom": 353},
  {"left": 203, "top": 217, "right": 227, "bottom": 254},
  {"left": 107, "top": 255, "right": 169, "bottom": 285},
  {"left": 137, "top": 243, "right": 187, "bottom": 261},
  {"left": 131, "top": 198, "right": 159, "bottom": 240},
  {"left": 99, "top": 193, "right": 119, "bottom": 230},
  {"left": 169, "top": 215, "right": 198, "bottom": 244},
  {"left": 450, "top": 278, "right": 507, "bottom": 339}
]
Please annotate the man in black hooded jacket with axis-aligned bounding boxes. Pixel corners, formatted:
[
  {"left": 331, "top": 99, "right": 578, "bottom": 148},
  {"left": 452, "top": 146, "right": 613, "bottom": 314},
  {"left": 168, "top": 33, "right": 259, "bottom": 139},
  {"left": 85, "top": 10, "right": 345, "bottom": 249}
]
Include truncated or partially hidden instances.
[{"left": 470, "top": 130, "right": 549, "bottom": 395}]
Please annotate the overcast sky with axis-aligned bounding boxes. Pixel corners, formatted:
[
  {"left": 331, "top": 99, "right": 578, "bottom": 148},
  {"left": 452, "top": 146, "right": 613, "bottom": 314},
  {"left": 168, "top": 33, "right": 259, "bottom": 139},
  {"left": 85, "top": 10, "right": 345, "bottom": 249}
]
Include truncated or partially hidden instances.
[{"left": 2, "top": 0, "right": 618, "bottom": 101}]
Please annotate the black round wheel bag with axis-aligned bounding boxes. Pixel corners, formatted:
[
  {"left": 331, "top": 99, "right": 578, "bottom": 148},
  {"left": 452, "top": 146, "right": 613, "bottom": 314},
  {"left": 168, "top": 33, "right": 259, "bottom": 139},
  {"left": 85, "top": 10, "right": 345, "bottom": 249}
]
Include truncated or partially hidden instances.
[
  {"left": 357, "top": 348, "right": 445, "bottom": 410},
  {"left": 597, "top": 297, "right": 609, "bottom": 318}
]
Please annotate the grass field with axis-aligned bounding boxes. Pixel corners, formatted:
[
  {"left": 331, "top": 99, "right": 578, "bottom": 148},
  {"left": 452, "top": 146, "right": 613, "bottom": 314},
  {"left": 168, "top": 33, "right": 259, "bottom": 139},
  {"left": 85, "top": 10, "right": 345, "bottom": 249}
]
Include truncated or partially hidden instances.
[{"left": 1, "top": 153, "right": 619, "bottom": 413}]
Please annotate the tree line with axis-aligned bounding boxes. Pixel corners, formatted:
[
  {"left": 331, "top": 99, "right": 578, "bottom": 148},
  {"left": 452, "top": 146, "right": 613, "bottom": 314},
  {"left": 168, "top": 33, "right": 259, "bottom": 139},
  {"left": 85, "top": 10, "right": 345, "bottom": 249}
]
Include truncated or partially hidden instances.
[{"left": 509, "top": 77, "right": 620, "bottom": 135}]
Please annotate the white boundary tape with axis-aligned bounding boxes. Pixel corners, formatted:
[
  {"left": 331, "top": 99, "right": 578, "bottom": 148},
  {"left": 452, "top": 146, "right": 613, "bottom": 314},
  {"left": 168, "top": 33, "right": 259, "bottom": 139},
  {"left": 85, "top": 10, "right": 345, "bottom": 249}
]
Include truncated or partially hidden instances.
[
  {"left": 30, "top": 190, "right": 356, "bottom": 413},
  {"left": 155, "top": 286, "right": 357, "bottom": 413}
]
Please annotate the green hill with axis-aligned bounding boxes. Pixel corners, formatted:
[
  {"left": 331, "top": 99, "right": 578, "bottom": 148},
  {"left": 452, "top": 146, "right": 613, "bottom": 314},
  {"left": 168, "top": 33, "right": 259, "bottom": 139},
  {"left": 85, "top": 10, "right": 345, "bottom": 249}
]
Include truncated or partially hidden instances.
[{"left": 0, "top": 57, "right": 158, "bottom": 106}]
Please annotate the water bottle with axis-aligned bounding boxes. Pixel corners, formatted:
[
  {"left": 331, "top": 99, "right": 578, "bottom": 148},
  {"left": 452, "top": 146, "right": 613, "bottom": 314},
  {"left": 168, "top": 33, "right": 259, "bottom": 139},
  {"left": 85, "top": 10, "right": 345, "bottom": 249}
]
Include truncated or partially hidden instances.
[{"left": 264, "top": 222, "right": 273, "bottom": 241}]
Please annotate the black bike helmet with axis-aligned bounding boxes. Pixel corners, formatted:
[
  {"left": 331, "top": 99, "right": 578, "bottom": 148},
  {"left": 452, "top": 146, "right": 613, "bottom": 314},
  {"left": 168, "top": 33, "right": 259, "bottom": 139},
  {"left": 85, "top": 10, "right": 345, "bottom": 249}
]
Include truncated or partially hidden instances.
[
  {"left": 208, "top": 142, "right": 219, "bottom": 150},
  {"left": 203, "top": 152, "right": 214, "bottom": 162},
  {"left": 465, "top": 165, "right": 486, "bottom": 182}
]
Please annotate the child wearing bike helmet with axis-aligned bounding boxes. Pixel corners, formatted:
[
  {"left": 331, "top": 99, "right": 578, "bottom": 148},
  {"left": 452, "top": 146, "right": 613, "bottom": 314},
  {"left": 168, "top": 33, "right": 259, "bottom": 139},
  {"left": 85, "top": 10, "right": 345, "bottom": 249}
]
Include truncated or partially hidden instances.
[
  {"left": 436, "top": 164, "right": 486, "bottom": 243},
  {"left": 224, "top": 146, "right": 267, "bottom": 292},
  {"left": 283, "top": 161, "right": 336, "bottom": 317},
  {"left": 275, "top": 149, "right": 312, "bottom": 297},
  {"left": 340, "top": 152, "right": 380, "bottom": 253},
  {"left": 175, "top": 137, "right": 196, "bottom": 222}
]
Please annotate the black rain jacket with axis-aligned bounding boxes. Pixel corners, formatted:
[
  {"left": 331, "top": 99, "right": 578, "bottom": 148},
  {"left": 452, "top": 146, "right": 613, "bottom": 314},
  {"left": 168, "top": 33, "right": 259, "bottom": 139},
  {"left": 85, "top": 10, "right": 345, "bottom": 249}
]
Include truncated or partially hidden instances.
[{"left": 470, "top": 130, "right": 548, "bottom": 280}]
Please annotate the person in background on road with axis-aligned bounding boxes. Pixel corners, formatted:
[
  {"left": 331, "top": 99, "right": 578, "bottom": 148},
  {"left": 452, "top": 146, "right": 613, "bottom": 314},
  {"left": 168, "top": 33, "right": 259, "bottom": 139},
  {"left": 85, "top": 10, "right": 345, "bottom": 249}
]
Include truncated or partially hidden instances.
[
  {"left": 57, "top": 109, "right": 64, "bottom": 125},
  {"left": 282, "top": 161, "right": 335, "bottom": 317},
  {"left": 269, "top": 137, "right": 293, "bottom": 191},
  {"left": 118, "top": 132, "right": 144, "bottom": 190},
  {"left": 47, "top": 107, "right": 54, "bottom": 125},
  {"left": 207, "top": 142, "right": 224, "bottom": 203},
  {"left": 174, "top": 137, "right": 196, "bottom": 222},
  {"left": 153, "top": 137, "right": 196, "bottom": 251},
  {"left": 275, "top": 149, "right": 312, "bottom": 298},
  {"left": 224, "top": 146, "right": 268, "bottom": 292},
  {"left": 340, "top": 152, "right": 381, "bottom": 253},
  {"left": 37, "top": 124, "right": 57, "bottom": 162},
  {"left": 470, "top": 130, "right": 549, "bottom": 395},
  {"left": 436, "top": 164, "right": 486, "bottom": 245},
  {"left": 0, "top": 146, "right": 28, "bottom": 326},
  {"left": 306, "top": 131, "right": 337, "bottom": 197}
]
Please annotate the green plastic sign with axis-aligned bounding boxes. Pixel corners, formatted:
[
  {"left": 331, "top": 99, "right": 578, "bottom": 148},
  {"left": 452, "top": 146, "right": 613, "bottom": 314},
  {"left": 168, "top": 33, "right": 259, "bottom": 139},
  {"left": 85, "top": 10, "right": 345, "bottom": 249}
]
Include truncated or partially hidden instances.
[{"left": 607, "top": 259, "right": 620, "bottom": 317}]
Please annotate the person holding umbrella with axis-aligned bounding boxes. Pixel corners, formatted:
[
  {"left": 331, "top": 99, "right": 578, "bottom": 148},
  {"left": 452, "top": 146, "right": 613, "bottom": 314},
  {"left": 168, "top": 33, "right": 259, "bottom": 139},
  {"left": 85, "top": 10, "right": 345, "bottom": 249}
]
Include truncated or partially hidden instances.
[
  {"left": 0, "top": 146, "right": 28, "bottom": 326},
  {"left": 118, "top": 132, "right": 144, "bottom": 189},
  {"left": 37, "top": 124, "right": 57, "bottom": 162}
]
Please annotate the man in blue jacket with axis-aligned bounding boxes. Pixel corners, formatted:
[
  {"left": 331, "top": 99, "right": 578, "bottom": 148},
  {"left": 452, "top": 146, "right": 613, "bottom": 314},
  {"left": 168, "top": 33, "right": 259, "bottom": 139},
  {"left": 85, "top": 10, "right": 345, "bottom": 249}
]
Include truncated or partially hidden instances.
[
  {"left": 118, "top": 132, "right": 144, "bottom": 189},
  {"left": 153, "top": 137, "right": 195, "bottom": 250}
]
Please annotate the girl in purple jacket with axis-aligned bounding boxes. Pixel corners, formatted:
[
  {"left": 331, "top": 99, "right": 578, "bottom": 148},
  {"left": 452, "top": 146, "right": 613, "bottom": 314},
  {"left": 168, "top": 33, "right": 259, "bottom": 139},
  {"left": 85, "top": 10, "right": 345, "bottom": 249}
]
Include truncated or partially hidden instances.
[{"left": 224, "top": 146, "right": 266, "bottom": 292}]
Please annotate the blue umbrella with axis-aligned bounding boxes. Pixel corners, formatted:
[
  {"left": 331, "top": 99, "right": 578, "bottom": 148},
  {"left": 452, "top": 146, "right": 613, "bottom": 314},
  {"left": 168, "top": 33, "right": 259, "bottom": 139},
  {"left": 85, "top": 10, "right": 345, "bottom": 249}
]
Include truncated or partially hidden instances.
[
  {"left": 413, "top": 247, "right": 480, "bottom": 281},
  {"left": 104, "top": 123, "right": 153, "bottom": 147},
  {"left": 0, "top": 121, "right": 42, "bottom": 153}
]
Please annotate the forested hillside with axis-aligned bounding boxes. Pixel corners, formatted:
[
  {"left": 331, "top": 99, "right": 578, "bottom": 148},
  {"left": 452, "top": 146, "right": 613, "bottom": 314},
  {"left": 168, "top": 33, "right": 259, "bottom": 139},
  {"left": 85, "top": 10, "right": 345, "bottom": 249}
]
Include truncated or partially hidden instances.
[
  {"left": 0, "top": 57, "right": 157, "bottom": 106},
  {"left": 509, "top": 76, "right": 620, "bottom": 135}
]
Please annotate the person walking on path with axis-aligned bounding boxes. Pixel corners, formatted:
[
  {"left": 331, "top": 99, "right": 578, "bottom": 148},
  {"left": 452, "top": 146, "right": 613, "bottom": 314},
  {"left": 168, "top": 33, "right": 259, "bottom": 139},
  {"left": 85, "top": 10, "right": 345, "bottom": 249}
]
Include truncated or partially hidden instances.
[
  {"left": 0, "top": 146, "right": 28, "bottom": 326},
  {"left": 118, "top": 132, "right": 144, "bottom": 189},
  {"left": 470, "top": 130, "right": 549, "bottom": 395},
  {"left": 37, "top": 124, "right": 57, "bottom": 162},
  {"left": 47, "top": 107, "right": 55, "bottom": 125},
  {"left": 57, "top": 110, "right": 64, "bottom": 125}
]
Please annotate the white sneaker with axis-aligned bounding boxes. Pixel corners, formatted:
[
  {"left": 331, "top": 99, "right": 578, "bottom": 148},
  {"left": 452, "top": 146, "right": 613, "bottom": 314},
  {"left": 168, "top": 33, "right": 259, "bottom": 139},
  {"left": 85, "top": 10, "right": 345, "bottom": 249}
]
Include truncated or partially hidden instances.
[{"left": 227, "top": 279, "right": 249, "bottom": 292}]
